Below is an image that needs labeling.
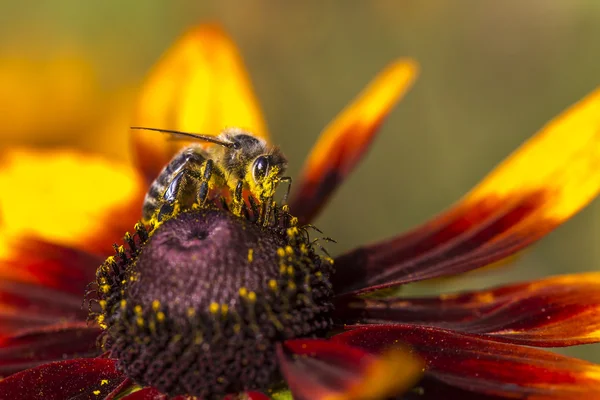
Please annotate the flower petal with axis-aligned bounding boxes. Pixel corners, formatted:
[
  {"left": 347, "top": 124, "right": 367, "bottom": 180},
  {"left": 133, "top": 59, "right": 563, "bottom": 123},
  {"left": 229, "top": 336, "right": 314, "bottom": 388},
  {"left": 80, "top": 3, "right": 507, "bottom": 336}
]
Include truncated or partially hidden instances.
[
  {"left": 132, "top": 23, "right": 268, "bottom": 182},
  {"left": 277, "top": 338, "right": 422, "bottom": 400},
  {"left": 334, "top": 324, "right": 600, "bottom": 399},
  {"left": 0, "top": 239, "right": 102, "bottom": 294},
  {"left": 0, "top": 149, "right": 146, "bottom": 256},
  {"left": 0, "top": 358, "right": 125, "bottom": 399},
  {"left": 332, "top": 87, "right": 600, "bottom": 295},
  {"left": 289, "top": 60, "right": 418, "bottom": 224},
  {"left": 0, "top": 280, "right": 86, "bottom": 336},
  {"left": 0, "top": 321, "right": 101, "bottom": 376},
  {"left": 335, "top": 272, "right": 600, "bottom": 347}
]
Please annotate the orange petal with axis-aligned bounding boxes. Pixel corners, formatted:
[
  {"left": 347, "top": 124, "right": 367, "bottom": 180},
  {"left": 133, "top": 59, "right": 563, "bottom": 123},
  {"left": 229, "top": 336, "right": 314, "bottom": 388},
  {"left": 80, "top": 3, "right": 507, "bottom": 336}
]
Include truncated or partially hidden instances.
[
  {"left": 0, "top": 149, "right": 146, "bottom": 256},
  {"left": 335, "top": 272, "right": 600, "bottom": 347},
  {"left": 132, "top": 23, "right": 268, "bottom": 182},
  {"left": 278, "top": 339, "right": 422, "bottom": 400},
  {"left": 289, "top": 59, "right": 418, "bottom": 224},
  {"left": 333, "top": 87, "right": 600, "bottom": 295}
]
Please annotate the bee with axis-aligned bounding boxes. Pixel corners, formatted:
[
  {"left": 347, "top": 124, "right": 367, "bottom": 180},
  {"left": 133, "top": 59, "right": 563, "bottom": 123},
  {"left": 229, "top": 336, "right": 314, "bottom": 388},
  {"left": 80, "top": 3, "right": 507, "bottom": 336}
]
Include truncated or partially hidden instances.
[{"left": 132, "top": 127, "right": 290, "bottom": 223}]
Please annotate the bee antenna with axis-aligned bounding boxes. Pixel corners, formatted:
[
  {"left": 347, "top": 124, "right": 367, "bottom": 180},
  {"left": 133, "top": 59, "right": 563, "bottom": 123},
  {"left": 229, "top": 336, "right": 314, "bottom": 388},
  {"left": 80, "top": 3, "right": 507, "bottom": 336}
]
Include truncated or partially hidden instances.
[{"left": 130, "top": 126, "right": 234, "bottom": 148}]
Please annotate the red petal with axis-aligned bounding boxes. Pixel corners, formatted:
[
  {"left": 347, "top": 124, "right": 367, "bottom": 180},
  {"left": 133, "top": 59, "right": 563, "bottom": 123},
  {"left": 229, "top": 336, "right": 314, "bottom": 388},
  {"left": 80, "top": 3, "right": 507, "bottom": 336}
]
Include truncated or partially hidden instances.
[
  {"left": 0, "top": 280, "right": 86, "bottom": 335},
  {"left": 0, "top": 240, "right": 100, "bottom": 337},
  {"left": 289, "top": 60, "right": 418, "bottom": 224},
  {"left": 0, "top": 239, "right": 102, "bottom": 296},
  {"left": 0, "top": 321, "right": 101, "bottom": 376},
  {"left": 333, "top": 324, "right": 600, "bottom": 399},
  {"left": 335, "top": 272, "right": 600, "bottom": 347},
  {"left": 332, "top": 192, "right": 546, "bottom": 295},
  {"left": 332, "top": 87, "right": 600, "bottom": 295},
  {"left": 0, "top": 358, "right": 126, "bottom": 400},
  {"left": 277, "top": 338, "right": 422, "bottom": 400}
]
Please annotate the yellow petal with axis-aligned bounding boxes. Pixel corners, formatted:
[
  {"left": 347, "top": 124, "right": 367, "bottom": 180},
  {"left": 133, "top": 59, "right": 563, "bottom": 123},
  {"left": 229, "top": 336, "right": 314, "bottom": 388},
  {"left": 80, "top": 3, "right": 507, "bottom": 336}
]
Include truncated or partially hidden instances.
[
  {"left": 132, "top": 23, "right": 268, "bottom": 182},
  {"left": 465, "top": 87, "right": 600, "bottom": 222},
  {"left": 0, "top": 56, "right": 99, "bottom": 143},
  {"left": 0, "top": 149, "right": 146, "bottom": 256},
  {"left": 289, "top": 59, "right": 419, "bottom": 224}
]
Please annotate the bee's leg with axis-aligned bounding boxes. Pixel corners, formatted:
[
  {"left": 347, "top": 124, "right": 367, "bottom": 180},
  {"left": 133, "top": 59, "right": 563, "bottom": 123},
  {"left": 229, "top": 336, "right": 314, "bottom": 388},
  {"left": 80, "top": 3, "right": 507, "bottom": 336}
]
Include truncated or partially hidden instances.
[
  {"left": 279, "top": 176, "right": 293, "bottom": 205},
  {"left": 196, "top": 159, "right": 214, "bottom": 205},
  {"left": 230, "top": 180, "right": 244, "bottom": 217}
]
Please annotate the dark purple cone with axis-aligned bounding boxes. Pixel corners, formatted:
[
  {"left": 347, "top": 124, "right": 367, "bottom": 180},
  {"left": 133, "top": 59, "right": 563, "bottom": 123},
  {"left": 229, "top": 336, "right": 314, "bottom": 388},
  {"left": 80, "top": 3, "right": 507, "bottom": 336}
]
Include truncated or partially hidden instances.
[{"left": 94, "top": 207, "right": 334, "bottom": 398}]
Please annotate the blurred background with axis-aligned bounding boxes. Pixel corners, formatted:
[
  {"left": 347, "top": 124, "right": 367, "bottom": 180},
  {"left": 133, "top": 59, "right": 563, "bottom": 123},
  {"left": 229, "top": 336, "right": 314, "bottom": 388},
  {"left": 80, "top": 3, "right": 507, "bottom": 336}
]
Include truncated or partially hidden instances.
[{"left": 1, "top": 1, "right": 600, "bottom": 360}]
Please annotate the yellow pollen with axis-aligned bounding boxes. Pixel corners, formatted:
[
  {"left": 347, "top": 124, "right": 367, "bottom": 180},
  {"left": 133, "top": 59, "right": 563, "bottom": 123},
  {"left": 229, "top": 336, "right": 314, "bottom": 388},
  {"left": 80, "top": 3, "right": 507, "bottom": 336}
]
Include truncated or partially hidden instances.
[
  {"left": 287, "top": 266, "right": 294, "bottom": 275},
  {"left": 247, "top": 248, "right": 254, "bottom": 263},
  {"left": 136, "top": 317, "right": 144, "bottom": 327},
  {"left": 221, "top": 304, "right": 229, "bottom": 315},
  {"left": 290, "top": 216, "right": 298, "bottom": 226},
  {"left": 98, "top": 277, "right": 107, "bottom": 284},
  {"left": 248, "top": 291, "right": 257, "bottom": 302},
  {"left": 285, "top": 246, "right": 294, "bottom": 255},
  {"left": 209, "top": 302, "right": 220, "bottom": 314},
  {"left": 134, "top": 305, "right": 143, "bottom": 314},
  {"left": 239, "top": 287, "right": 248, "bottom": 297},
  {"left": 288, "top": 282, "right": 296, "bottom": 290},
  {"left": 120, "top": 299, "right": 127, "bottom": 310},
  {"left": 300, "top": 244, "right": 308, "bottom": 253},
  {"left": 101, "top": 380, "right": 108, "bottom": 385},
  {"left": 268, "top": 279, "right": 278, "bottom": 290},
  {"left": 280, "top": 264, "right": 287, "bottom": 274},
  {"left": 98, "top": 300, "right": 107, "bottom": 310},
  {"left": 187, "top": 308, "right": 196, "bottom": 317},
  {"left": 277, "top": 248, "right": 285, "bottom": 257},
  {"left": 152, "top": 300, "right": 161, "bottom": 311},
  {"left": 156, "top": 311, "right": 165, "bottom": 322},
  {"left": 93, "top": 390, "right": 101, "bottom": 396},
  {"left": 99, "top": 284, "right": 110, "bottom": 294}
]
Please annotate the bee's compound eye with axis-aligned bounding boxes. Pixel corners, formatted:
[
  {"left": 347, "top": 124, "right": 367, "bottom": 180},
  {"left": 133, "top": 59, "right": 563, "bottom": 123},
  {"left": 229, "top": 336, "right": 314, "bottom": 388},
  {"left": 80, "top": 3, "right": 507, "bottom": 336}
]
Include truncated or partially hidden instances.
[{"left": 252, "top": 156, "right": 270, "bottom": 182}]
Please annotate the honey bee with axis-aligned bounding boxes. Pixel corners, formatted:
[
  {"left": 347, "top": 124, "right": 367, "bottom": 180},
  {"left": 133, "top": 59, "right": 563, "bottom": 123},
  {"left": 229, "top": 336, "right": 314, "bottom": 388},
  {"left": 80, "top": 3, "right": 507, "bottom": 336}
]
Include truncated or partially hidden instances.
[{"left": 132, "top": 127, "right": 290, "bottom": 223}]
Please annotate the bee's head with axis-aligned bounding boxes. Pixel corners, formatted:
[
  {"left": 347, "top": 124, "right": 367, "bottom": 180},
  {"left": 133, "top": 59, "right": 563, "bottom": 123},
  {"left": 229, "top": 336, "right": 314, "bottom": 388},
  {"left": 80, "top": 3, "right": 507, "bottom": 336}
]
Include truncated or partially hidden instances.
[{"left": 251, "top": 149, "right": 287, "bottom": 184}]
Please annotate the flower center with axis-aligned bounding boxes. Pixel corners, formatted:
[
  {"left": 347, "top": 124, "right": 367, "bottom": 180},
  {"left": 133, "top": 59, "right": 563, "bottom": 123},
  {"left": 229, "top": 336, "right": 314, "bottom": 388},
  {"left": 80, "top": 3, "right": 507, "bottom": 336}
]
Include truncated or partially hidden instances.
[{"left": 93, "top": 206, "right": 334, "bottom": 398}]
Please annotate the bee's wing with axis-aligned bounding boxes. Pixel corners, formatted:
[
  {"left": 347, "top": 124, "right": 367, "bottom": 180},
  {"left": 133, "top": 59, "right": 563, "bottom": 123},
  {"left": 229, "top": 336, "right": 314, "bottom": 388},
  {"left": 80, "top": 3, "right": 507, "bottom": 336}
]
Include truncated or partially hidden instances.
[{"left": 131, "top": 24, "right": 269, "bottom": 182}]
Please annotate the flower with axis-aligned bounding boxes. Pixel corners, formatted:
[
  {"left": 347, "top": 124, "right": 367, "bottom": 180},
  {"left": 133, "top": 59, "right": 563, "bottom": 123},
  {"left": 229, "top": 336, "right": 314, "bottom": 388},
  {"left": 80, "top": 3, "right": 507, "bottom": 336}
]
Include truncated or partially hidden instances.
[{"left": 1, "top": 22, "right": 600, "bottom": 400}]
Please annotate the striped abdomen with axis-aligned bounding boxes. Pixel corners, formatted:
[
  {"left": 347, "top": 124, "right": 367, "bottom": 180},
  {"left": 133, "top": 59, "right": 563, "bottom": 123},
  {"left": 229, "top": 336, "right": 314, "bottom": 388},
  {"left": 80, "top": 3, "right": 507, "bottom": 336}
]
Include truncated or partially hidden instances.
[{"left": 142, "top": 147, "right": 208, "bottom": 222}]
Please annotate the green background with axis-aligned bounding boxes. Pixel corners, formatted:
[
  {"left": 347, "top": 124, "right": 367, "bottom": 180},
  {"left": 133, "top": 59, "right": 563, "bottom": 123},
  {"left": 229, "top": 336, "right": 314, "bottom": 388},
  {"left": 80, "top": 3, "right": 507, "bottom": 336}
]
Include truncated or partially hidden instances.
[{"left": 2, "top": 1, "right": 600, "bottom": 361}]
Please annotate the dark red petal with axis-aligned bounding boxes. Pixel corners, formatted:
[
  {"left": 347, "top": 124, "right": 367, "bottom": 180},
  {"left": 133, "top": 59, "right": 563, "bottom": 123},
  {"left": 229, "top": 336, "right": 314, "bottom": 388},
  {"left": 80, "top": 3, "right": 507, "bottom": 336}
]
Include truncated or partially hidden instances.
[
  {"left": 0, "top": 280, "right": 87, "bottom": 336},
  {"left": 0, "top": 239, "right": 102, "bottom": 296},
  {"left": 0, "top": 358, "right": 126, "bottom": 400},
  {"left": 335, "top": 272, "right": 600, "bottom": 347},
  {"left": 277, "top": 338, "right": 422, "bottom": 400},
  {"left": 333, "top": 324, "right": 600, "bottom": 399},
  {"left": 332, "top": 192, "right": 546, "bottom": 295},
  {"left": 0, "top": 321, "right": 101, "bottom": 376},
  {"left": 402, "top": 376, "right": 506, "bottom": 400}
]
